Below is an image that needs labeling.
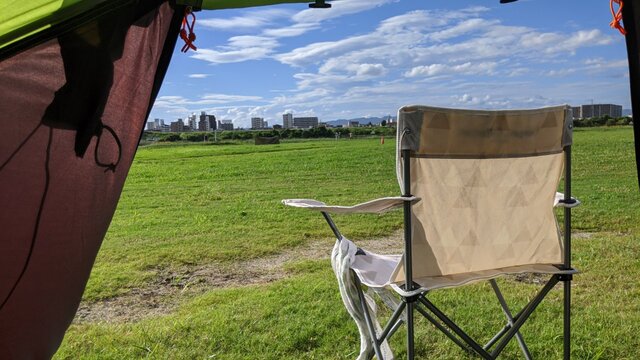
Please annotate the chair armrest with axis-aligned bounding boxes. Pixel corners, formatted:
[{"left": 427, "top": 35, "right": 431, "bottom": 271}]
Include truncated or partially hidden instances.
[
  {"left": 282, "top": 196, "right": 420, "bottom": 214},
  {"left": 554, "top": 192, "right": 581, "bottom": 208}
]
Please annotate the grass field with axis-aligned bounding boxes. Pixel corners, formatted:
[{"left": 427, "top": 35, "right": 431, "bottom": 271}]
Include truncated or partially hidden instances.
[{"left": 56, "top": 127, "right": 640, "bottom": 359}]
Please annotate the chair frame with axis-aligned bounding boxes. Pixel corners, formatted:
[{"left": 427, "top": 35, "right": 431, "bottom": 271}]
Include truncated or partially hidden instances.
[{"left": 319, "top": 140, "right": 576, "bottom": 359}]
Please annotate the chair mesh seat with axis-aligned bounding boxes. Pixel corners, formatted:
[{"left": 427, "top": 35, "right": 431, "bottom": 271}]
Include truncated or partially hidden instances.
[{"left": 352, "top": 246, "right": 575, "bottom": 292}]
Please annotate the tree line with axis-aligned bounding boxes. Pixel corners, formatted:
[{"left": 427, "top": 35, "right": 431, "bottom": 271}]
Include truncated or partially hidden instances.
[
  {"left": 144, "top": 126, "right": 398, "bottom": 142},
  {"left": 143, "top": 115, "right": 633, "bottom": 143},
  {"left": 573, "top": 115, "right": 633, "bottom": 127}
]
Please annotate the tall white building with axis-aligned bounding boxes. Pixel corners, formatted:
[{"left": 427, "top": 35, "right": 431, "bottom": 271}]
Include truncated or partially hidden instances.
[
  {"left": 251, "top": 117, "right": 266, "bottom": 129},
  {"left": 283, "top": 113, "right": 293, "bottom": 129},
  {"left": 188, "top": 113, "right": 197, "bottom": 131},
  {"left": 198, "top": 111, "right": 211, "bottom": 131}
]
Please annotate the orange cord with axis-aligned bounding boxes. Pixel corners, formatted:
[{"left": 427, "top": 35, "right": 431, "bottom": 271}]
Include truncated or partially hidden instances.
[
  {"left": 610, "top": 0, "right": 626, "bottom": 35},
  {"left": 180, "top": 7, "right": 197, "bottom": 53}
]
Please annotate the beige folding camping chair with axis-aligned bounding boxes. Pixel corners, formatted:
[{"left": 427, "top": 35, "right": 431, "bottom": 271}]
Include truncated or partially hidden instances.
[{"left": 283, "top": 105, "right": 579, "bottom": 359}]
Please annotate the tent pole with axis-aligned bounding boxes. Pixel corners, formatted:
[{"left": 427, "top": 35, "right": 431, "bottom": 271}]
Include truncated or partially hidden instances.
[
  {"left": 402, "top": 146, "right": 416, "bottom": 359},
  {"left": 622, "top": 1, "right": 640, "bottom": 189},
  {"left": 563, "top": 146, "right": 573, "bottom": 360}
]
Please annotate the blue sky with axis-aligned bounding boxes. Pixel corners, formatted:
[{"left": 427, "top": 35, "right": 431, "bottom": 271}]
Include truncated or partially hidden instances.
[{"left": 149, "top": 0, "right": 630, "bottom": 128}]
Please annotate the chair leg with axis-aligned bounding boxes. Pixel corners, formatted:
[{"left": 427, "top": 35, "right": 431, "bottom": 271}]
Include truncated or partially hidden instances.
[
  {"left": 490, "top": 275, "right": 559, "bottom": 358},
  {"left": 489, "top": 279, "right": 532, "bottom": 360},
  {"left": 378, "top": 301, "right": 406, "bottom": 343},
  {"left": 418, "top": 296, "right": 494, "bottom": 360},
  {"left": 354, "top": 275, "right": 385, "bottom": 360},
  {"left": 415, "top": 302, "right": 472, "bottom": 352},
  {"left": 564, "top": 278, "right": 571, "bottom": 360},
  {"left": 406, "top": 302, "right": 415, "bottom": 359}
]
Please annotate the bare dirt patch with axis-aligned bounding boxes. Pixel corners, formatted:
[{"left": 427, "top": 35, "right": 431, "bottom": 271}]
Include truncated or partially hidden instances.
[
  {"left": 74, "top": 231, "right": 589, "bottom": 323},
  {"left": 74, "top": 231, "right": 405, "bottom": 323}
]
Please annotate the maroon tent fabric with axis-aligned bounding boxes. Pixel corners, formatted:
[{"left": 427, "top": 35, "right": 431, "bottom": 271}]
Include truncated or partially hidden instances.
[{"left": 0, "top": 1, "right": 182, "bottom": 358}]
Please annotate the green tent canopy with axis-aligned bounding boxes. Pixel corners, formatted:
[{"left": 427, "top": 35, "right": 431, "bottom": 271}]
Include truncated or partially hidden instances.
[
  {"left": 0, "top": 0, "right": 309, "bottom": 56},
  {"left": 0, "top": 0, "right": 639, "bottom": 359}
]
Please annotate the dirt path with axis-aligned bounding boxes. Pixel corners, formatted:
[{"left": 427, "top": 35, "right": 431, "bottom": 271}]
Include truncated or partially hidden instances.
[
  {"left": 74, "top": 231, "right": 405, "bottom": 323},
  {"left": 74, "top": 231, "right": 594, "bottom": 324}
]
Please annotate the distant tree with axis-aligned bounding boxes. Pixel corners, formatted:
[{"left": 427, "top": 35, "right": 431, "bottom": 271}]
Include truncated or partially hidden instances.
[
  {"left": 161, "top": 134, "right": 181, "bottom": 142},
  {"left": 381, "top": 120, "right": 387, "bottom": 126},
  {"left": 617, "top": 117, "right": 632, "bottom": 125}
]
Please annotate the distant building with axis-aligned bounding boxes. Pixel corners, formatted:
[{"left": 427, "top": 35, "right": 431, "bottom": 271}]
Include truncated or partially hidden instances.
[
  {"left": 347, "top": 120, "right": 359, "bottom": 128},
  {"left": 198, "top": 112, "right": 209, "bottom": 131},
  {"left": 188, "top": 113, "right": 197, "bottom": 131},
  {"left": 198, "top": 111, "right": 216, "bottom": 131},
  {"left": 386, "top": 115, "right": 396, "bottom": 126},
  {"left": 283, "top": 113, "right": 293, "bottom": 129},
  {"left": 579, "top": 104, "right": 622, "bottom": 118},
  {"left": 273, "top": 124, "right": 283, "bottom": 129},
  {"left": 251, "top": 117, "right": 266, "bottom": 129},
  {"left": 218, "top": 120, "right": 234, "bottom": 131},
  {"left": 293, "top": 116, "right": 319, "bottom": 128},
  {"left": 570, "top": 107, "right": 581, "bottom": 120},
  {"left": 207, "top": 115, "right": 217, "bottom": 130},
  {"left": 147, "top": 118, "right": 165, "bottom": 131},
  {"left": 170, "top": 119, "right": 184, "bottom": 132},
  {"left": 198, "top": 120, "right": 208, "bottom": 131}
]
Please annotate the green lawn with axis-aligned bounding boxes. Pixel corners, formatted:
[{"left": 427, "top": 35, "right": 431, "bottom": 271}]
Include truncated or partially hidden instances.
[{"left": 56, "top": 127, "right": 640, "bottom": 359}]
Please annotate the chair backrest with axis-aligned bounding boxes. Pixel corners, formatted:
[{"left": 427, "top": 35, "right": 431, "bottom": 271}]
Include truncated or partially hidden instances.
[{"left": 393, "top": 105, "right": 573, "bottom": 281}]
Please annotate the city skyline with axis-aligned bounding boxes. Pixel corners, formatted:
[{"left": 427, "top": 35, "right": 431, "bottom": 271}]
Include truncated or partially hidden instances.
[
  {"left": 149, "top": 0, "right": 631, "bottom": 129},
  {"left": 148, "top": 101, "right": 629, "bottom": 131}
]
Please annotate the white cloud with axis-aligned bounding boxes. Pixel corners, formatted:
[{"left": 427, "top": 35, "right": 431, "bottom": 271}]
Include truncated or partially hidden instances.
[
  {"left": 544, "top": 68, "right": 577, "bottom": 77},
  {"left": 188, "top": 73, "right": 210, "bottom": 78},
  {"left": 543, "top": 57, "right": 628, "bottom": 78},
  {"left": 428, "top": 18, "right": 499, "bottom": 42},
  {"left": 262, "top": 23, "right": 319, "bottom": 38},
  {"left": 154, "top": 94, "right": 264, "bottom": 109},
  {"left": 192, "top": 48, "right": 272, "bottom": 63},
  {"left": 198, "top": 9, "right": 292, "bottom": 31},
  {"left": 405, "top": 62, "right": 497, "bottom": 77},
  {"left": 276, "top": 34, "right": 377, "bottom": 67},
  {"left": 318, "top": 59, "right": 388, "bottom": 78},
  {"left": 353, "top": 63, "right": 387, "bottom": 77},
  {"left": 200, "top": 94, "right": 264, "bottom": 103},
  {"left": 228, "top": 35, "right": 278, "bottom": 48},
  {"left": 194, "top": 0, "right": 400, "bottom": 65},
  {"left": 377, "top": 7, "right": 489, "bottom": 34},
  {"left": 583, "top": 58, "right": 627, "bottom": 69},
  {"left": 154, "top": 4, "right": 627, "bottom": 125},
  {"left": 292, "top": 0, "right": 395, "bottom": 24},
  {"left": 191, "top": 36, "right": 279, "bottom": 64}
]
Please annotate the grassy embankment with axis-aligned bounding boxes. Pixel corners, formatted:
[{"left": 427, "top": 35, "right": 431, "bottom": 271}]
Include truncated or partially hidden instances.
[{"left": 57, "top": 127, "right": 640, "bottom": 359}]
